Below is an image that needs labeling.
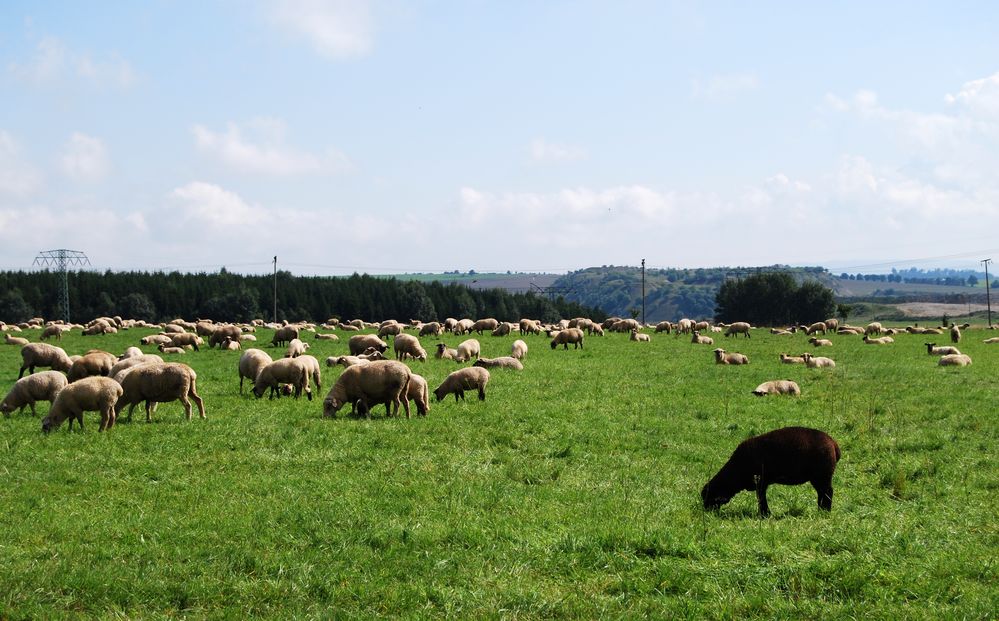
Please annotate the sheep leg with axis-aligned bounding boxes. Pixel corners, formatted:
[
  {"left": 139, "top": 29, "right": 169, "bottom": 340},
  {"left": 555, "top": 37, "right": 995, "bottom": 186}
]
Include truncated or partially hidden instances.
[
  {"left": 813, "top": 480, "right": 834, "bottom": 511},
  {"left": 29, "top": 402, "right": 37, "bottom": 417},
  {"left": 360, "top": 397, "right": 372, "bottom": 419},
  {"left": 401, "top": 393, "right": 410, "bottom": 420},
  {"left": 145, "top": 400, "right": 154, "bottom": 422},
  {"left": 76, "top": 410, "right": 84, "bottom": 431},
  {"left": 239, "top": 375, "right": 244, "bottom": 393},
  {"left": 190, "top": 388, "right": 206, "bottom": 419},
  {"left": 755, "top": 481, "right": 771, "bottom": 517},
  {"left": 180, "top": 395, "right": 193, "bottom": 420},
  {"left": 477, "top": 387, "right": 486, "bottom": 401}
]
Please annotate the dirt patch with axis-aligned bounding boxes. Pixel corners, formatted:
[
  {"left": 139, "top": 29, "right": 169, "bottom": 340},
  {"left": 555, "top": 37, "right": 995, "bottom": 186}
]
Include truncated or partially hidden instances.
[{"left": 894, "top": 302, "right": 988, "bottom": 318}]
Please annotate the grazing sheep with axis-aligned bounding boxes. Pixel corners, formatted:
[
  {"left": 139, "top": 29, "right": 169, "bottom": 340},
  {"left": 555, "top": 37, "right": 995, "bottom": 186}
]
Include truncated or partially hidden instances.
[
  {"left": 40, "top": 324, "right": 68, "bottom": 341},
  {"left": 491, "top": 322, "right": 512, "bottom": 337},
  {"left": 751, "top": 380, "right": 801, "bottom": 396},
  {"left": 238, "top": 349, "right": 273, "bottom": 393},
  {"left": 630, "top": 329, "right": 651, "bottom": 342},
  {"left": 808, "top": 337, "right": 833, "bottom": 347},
  {"left": 109, "top": 354, "right": 164, "bottom": 380},
  {"left": 5, "top": 334, "right": 30, "bottom": 346},
  {"left": 938, "top": 353, "right": 972, "bottom": 367},
  {"left": 347, "top": 334, "right": 389, "bottom": 356},
  {"left": 208, "top": 324, "right": 242, "bottom": 349},
  {"left": 170, "top": 332, "right": 203, "bottom": 351},
  {"left": 455, "top": 339, "right": 482, "bottom": 362},
  {"left": 454, "top": 319, "right": 475, "bottom": 335},
  {"left": 864, "top": 322, "right": 883, "bottom": 336},
  {"left": 950, "top": 324, "right": 961, "bottom": 344},
  {"left": 66, "top": 351, "right": 117, "bottom": 383},
  {"left": 519, "top": 319, "right": 542, "bottom": 335},
  {"left": 724, "top": 322, "right": 751, "bottom": 338},
  {"left": 925, "top": 343, "right": 961, "bottom": 356},
  {"left": 805, "top": 322, "right": 827, "bottom": 335},
  {"left": 41, "top": 376, "right": 123, "bottom": 432},
  {"left": 471, "top": 318, "right": 499, "bottom": 335},
  {"left": 473, "top": 356, "right": 524, "bottom": 371},
  {"left": 779, "top": 353, "right": 805, "bottom": 365},
  {"left": 162, "top": 323, "right": 187, "bottom": 334},
  {"left": 114, "top": 362, "right": 206, "bottom": 422},
  {"left": 377, "top": 322, "right": 404, "bottom": 339},
  {"left": 393, "top": 333, "right": 428, "bottom": 362},
  {"left": 284, "top": 338, "right": 310, "bottom": 358},
  {"left": 418, "top": 322, "right": 443, "bottom": 338},
  {"left": 863, "top": 335, "right": 894, "bottom": 345},
  {"left": 713, "top": 349, "right": 749, "bottom": 365},
  {"left": 691, "top": 331, "right": 714, "bottom": 345},
  {"left": 322, "top": 360, "right": 412, "bottom": 419},
  {"left": 701, "top": 426, "right": 840, "bottom": 517},
  {"left": 511, "top": 339, "right": 528, "bottom": 360},
  {"left": 654, "top": 321, "right": 673, "bottom": 334},
  {"left": 271, "top": 325, "right": 300, "bottom": 347},
  {"left": 407, "top": 373, "right": 430, "bottom": 416},
  {"left": 1, "top": 371, "right": 68, "bottom": 417},
  {"left": 296, "top": 355, "right": 323, "bottom": 394},
  {"left": 253, "top": 358, "right": 312, "bottom": 400},
  {"left": 433, "top": 367, "right": 490, "bottom": 402},
  {"left": 18, "top": 343, "right": 73, "bottom": 379},
  {"left": 802, "top": 352, "right": 836, "bottom": 368},
  {"left": 823, "top": 318, "right": 839, "bottom": 332},
  {"left": 550, "top": 328, "right": 584, "bottom": 350},
  {"left": 435, "top": 343, "right": 458, "bottom": 360}
]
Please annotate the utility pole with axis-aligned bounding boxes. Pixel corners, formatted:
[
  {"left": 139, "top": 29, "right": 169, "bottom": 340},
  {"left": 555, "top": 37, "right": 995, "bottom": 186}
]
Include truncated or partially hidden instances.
[
  {"left": 273, "top": 256, "right": 278, "bottom": 323},
  {"left": 983, "top": 258, "right": 992, "bottom": 328},
  {"left": 32, "top": 249, "right": 90, "bottom": 323},
  {"left": 641, "top": 258, "right": 646, "bottom": 326}
]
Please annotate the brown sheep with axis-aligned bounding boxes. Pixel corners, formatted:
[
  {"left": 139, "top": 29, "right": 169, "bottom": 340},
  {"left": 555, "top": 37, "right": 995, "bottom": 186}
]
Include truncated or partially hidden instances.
[
  {"left": 41, "top": 376, "right": 123, "bottom": 432},
  {"left": 950, "top": 324, "right": 961, "bottom": 344},
  {"left": 779, "top": 353, "right": 805, "bottom": 365},
  {"left": 550, "top": 328, "right": 584, "bottom": 350},
  {"left": 455, "top": 339, "right": 481, "bottom": 362},
  {"left": 433, "top": 367, "right": 490, "bottom": 402},
  {"left": 238, "top": 349, "right": 273, "bottom": 393},
  {"left": 67, "top": 351, "right": 117, "bottom": 382},
  {"left": 209, "top": 324, "right": 242, "bottom": 348},
  {"left": 253, "top": 358, "right": 312, "bottom": 400},
  {"left": 419, "top": 322, "right": 443, "bottom": 337},
  {"left": 169, "top": 332, "right": 203, "bottom": 351},
  {"left": 805, "top": 322, "right": 826, "bottom": 335},
  {"left": 724, "top": 322, "right": 751, "bottom": 338},
  {"left": 435, "top": 343, "right": 458, "bottom": 360},
  {"left": 471, "top": 318, "right": 499, "bottom": 334},
  {"left": 114, "top": 362, "right": 206, "bottom": 422},
  {"left": 271, "top": 325, "right": 300, "bottom": 347},
  {"left": 347, "top": 334, "right": 389, "bottom": 356},
  {"left": 393, "top": 333, "right": 428, "bottom": 362},
  {"left": 322, "top": 360, "right": 412, "bottom": 419},
  {"left": 1, "top": 371, "right": 68, "bottom": 417},
  {"left": 701, "top": 426, "right": 841, "bottom": 517}
]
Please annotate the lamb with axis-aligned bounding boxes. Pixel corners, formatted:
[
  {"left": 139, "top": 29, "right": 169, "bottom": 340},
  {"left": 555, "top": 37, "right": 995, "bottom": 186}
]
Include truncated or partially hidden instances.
[
  {"left": 5, "top": 334, "right": 30, "bottom": 347},
  {"left": 863, "top": 335, "right": 894, "bottom": 345},
  {"left": 690, "top": 331, "right": 714, "bottom": 345},
  {"left": 393, "top": 333, "right": 428, "bottom": 362},
  {"left": 473, "top": 356, "right": 524, "bottom": 370},
  {"left": 713, "top": 349, "right": 749, "bottom": 365},
  {"left": 950, "top": 324, "right": 961, "bottom": 344},
  {"left": 322, "top": 360, "right": 412, "bottom": 419},
  {"left": 925, "top": 343, "right": 961, "bottom": 356},
  {"left": 418, "top": 322, "right": 443, "bottom": 338},
  {"left": 938, "top": 353, "right": 972, "bottom": 367},
  {"left": 435, "top": 343, "right": 458, "bottom": 360},
  {"left": 66, "top": 351, "right": 117, "bottom": 383},
  {"left": 1, "top": 371, "right": 68, "bottom": 417},
  {"left": 701, "top": 426, "right": 840, "bottom": 517},
  {"left": 347, "top": 334, "right": 389, "bottom": 356},
  {"left": 141, "top": 334, "right": 174, "bottom": 346},
  {"left": 271, "top": 325, "right": 300, "bottom": 347},
  {"left": 284, "top": 338, "right": 310, "bottom": 358},
  {"left": 801, "top": 352, "right": 836, "bottom": 368},
  {"left": 253, "top": 357, "right": 312, "bottom": 400},
  {"left": 805, "top": 322, "right": 826, "bottom": 335},
  {"left": 407, "top": 373, "right": 430, "bottom": 416},
  {"left": 864, "top": 322, "right": 883, "bottom": 336},
  {"left": 779, "top": 353, "right": 805, "bottom": 365},
  {"left": 808, "top": 337, "right": 833, "bottom": 347},
  {"left": 18, "top": 343, "right": 74, "bottom": 379},
  {"left": 109, "top": 354, "right": 164, "bottom": 380},
  {"left": 114, "top": 362, "right": 206, "bottom": 422},
  {"left": 724, "top": 322, "right": 751, "bottom": 338},
  {"left": 751, "top": 380, "right": 801, "bottom": 396},
  {"left": 433, "top": 367, "right": 490, "bottom": 402},
  {"left": 455, "top": 338, "right": 482, "bottom": 362},
  {"left": 314, "top": 333, "right": 340, "bottom": 341},
  {"left": 471, "top": 318, "right": 499, "bottom": 334},
  {"left": 550, "top": 328, "right": 584, "bottom": 350},
  {"left": 41, "top": 376, "right": 123, "bottom": 432},
  {"left": 169, "top": 332, "right": 204, "bottom": 351},
  {"left": 238, "top": 349, "right": 273, "bottom": 393},
  {"left": 630, "top": 329, "right": 651, "bottom": 342},
  {"left": 511, "top": 339, "right": 528, "bottom": 360}
]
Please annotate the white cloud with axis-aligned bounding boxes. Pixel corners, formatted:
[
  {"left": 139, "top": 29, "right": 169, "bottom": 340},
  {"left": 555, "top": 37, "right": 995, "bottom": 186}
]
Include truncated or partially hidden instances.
[
  {"left": 170, "top": 182, "right": 269, "bottom": 229},
  {"left": 691, "top": 72, "right": 759, "bottom": 101},
  {"left": 60, "top": 132, "right": 110, "bottom": 182},
  {"left": 8, "top": 35, "right": 134, "bottom": 87},
  {"left": 0, "top": 131, "right": 42, "bottom": 196},
  {"left": 193, "top": 120, "right": 352, "bottom": 175},
  {"left": 945, "top": 70, "right": 999, "bottom": 119},
  {"left": 269, "top": 0, "right": 374, "bottom": 60},
  {"left": 529, "top": 139, "right": 587, "bottom": 163}
]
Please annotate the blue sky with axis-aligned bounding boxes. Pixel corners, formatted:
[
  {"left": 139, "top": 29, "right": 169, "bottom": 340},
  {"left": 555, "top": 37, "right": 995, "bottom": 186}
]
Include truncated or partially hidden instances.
[{"left": 2, "top": 1, "right": 998, "bottom": 275}]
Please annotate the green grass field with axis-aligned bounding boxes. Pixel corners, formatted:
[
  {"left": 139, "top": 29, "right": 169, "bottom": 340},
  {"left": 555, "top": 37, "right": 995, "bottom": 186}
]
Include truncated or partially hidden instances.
[{"left": 0, "top": 325, "right": 996, "bottom": 619}]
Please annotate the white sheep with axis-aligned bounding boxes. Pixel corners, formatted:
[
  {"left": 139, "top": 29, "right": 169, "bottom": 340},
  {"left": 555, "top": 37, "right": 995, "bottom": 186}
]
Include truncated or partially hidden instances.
[
  {"left": 114, "top": 362, "right": 206, "bottom": 422},
  {"left": 41, "top": 376, "right": 123, "bottom": 432},
  {"left": 326, "top": 355, "right": 371, "bottom": 368},
  {"left": 455, "top": 339, "right": 482, "bottom": 362},
  {"left": 435, "top": 343, "right": 458, "bottom": 360},
  {"left": 925, "top": 343, "right": 961, "bottom": 356},
  {"left": 109, "top": 354, "right": 164, "bottom": 380},
  {"left": 808, "top": 337, "right": 833, "bottom": 347},
  {"left": 323, "top": 360, "right": 412, "bottom": 419},
  {"left": 691, "top": 331, "right": 714, "bottom": 345},
  {"left": 238, "top": 349, "right": 273, "bottom": 393},
  {"left": 119, "top": 346, "right": 144, "bottom": 360},
  {"left": 779, "top": 353, "right": 805, "bottom": 365},
  {"left": 473, "top": 356, "right": 524, "bottom": 371},
  {"left": 1, "top": 371, "right": 68, "bottom": 417},
  {"left": 630, "top": 329, "right": 651, "bottom": 342},
  {"left": 157, "top": 345, "right": 187, "bottom": 355},
  {"left": 141, "top": 334, "right": 174, "bottom": 346},
  {"left": 802, "top": 352, "right": 836, "bottom": 368},
  {"left": 950, "top": 324, "right": 961, "bottom": 344},
  {"left": 862, "top": 335, "right": 894, "bottom": 345},
  {"left": 713, "top": 349, "right": 749, "bottom": 365},
  {"left": 314, "top": 333, "right": 340, "bottom": 341},
  {"left": 393, "top": 333, "right": 428, "bottom": 362},
  {"left": 285, "top": 338, "right": 310, "bottom": 358},
  {"left": 751, "top": 380, "right": 801, "bottom": 396},
  {"left": 864, "top": 322, "right": 883, "bottom": 337},
  {"left": 433, "top": 367, "right": 490, "bottom": 402},
  {"left": 983, "top": 337, "right": 999, "bottom": 344},
  {"left": 511, "top": 339, "right": 528, "bottom": 360},
  {"left": 938, "top": 353, "right": 972, "bottom": 367},
  {"left": 296, "top": 354, "right": 323, "bottom": 394},
  {"left": 67, "top": 351, "right": 117, "bottom": 382},
  {"left": 253, "top": 358, "right": 312, "bottom": 400},
  {"left": 5, "top": 333, "right": 30, "bottom": 347},
  {"left": 724, "top": 322, "right": 752, "bottom": 338},
  {"left": 18, "top": 343, "right": 73, "bottom": 378}
]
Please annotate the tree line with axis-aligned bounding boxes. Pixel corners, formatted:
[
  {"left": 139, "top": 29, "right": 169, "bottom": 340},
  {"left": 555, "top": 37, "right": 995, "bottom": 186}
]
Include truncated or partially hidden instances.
[{"left": 0, "top": 269, "right": 605, "bottom": 325}]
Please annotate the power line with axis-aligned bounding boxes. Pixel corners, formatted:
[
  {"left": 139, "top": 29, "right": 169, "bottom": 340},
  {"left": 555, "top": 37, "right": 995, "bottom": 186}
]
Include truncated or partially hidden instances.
[{"left": 32, "top": 249, "right": 91, "bottom": 323}]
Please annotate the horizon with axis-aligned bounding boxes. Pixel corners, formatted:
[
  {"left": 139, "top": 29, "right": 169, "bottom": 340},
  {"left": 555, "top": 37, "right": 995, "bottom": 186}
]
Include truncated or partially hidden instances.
[{"left": 2, "top": 2, "right": 999, "bottom": 275}]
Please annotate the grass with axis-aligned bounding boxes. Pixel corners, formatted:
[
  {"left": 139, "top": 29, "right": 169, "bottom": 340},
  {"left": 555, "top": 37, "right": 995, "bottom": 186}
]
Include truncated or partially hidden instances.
[{"left": 0, "top": 325, "right": 996, "bottom": 619}]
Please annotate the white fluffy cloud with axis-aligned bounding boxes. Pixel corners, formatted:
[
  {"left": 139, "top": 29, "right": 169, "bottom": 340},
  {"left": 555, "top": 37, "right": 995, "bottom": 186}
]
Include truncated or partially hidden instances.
[
  {"left": 269, "top": 0, "right": 374, "bottom": 60},
  {"left": 193, "top": 120, "right": 351, "bottom": 175},
  {"left": 945, "top": 71, "right": 999, "bottom": 119},
  {"left": 60, "top": 133, "right": 110, "bottom": 181},
  {"left": 0, "top": 131, "right": 42, "bottom": 196},
  {"left": 7, "top": 35, "right": 134, "bottom": 87}
]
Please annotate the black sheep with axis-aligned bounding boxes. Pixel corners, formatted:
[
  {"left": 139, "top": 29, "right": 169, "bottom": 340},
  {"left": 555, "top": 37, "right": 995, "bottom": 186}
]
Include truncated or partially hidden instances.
[{"left": 701, "top": 426, "right": 841, "bottom": 517}]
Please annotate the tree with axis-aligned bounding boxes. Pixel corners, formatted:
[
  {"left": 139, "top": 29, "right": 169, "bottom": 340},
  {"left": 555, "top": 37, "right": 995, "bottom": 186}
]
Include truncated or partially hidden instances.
[
  {"left": 715, "top": 272, "right": 835, "bottom": 326},
  {"left": 120, "top": 292, "right": 157, "bottom": 321},
  {"left": 967, "top": 275, "right": 979, "bottom": 286},
  {"left": 0, "top": 288, "right": 34, "bottom": 323},
  {"left": 837, "top": 304, "right": 853, "bottom": 322}
]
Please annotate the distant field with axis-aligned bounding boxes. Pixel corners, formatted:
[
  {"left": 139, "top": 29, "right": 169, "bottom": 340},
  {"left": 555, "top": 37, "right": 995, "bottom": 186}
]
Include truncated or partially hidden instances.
[
  {"left": 831, "top": 278, "right": 980, "bottom": 298},
  {"left": 0, "top": 325, "right": 995, "bottom": 618}
]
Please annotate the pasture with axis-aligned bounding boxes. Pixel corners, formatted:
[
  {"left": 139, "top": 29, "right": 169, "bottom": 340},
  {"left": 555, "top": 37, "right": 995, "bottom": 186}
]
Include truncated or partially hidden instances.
[{"left": 0, "top": 325, "right": 996, "bottom": 619}]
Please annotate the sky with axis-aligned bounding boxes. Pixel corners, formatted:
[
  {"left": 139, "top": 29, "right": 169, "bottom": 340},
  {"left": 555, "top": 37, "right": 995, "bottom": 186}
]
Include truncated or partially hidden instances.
[{"left": 2, "top": 1, "right": 999, "bottom": 276}]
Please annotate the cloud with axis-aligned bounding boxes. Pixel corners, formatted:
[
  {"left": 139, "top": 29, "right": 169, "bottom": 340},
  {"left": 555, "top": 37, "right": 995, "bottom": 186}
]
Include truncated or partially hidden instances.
[
  {"left": 0, "top": 131, "right": 42, "bottom": 196},
  {"left": 170, "top": 182, "right": 269, "bottom": 229},
  {"left": 60, "top": 132, "right": 110, "bottom": 182},
  {"left": 529, "top": 139, "right": 587, "bottom": 163},
  {"left": 691, "top": 72, "right": 759, "bottom": 101},
  {"left": 193, "top": 120, "right": 352, "bottom": 175},
  {"left": 7, "top": 35, "right": 134, "bottom": 87},
  {"left": 945, "top": 70, "right": 999, "bottom": 119},
  {"left": 269, "top": 0, "right": 374, "bottom": 60}
]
